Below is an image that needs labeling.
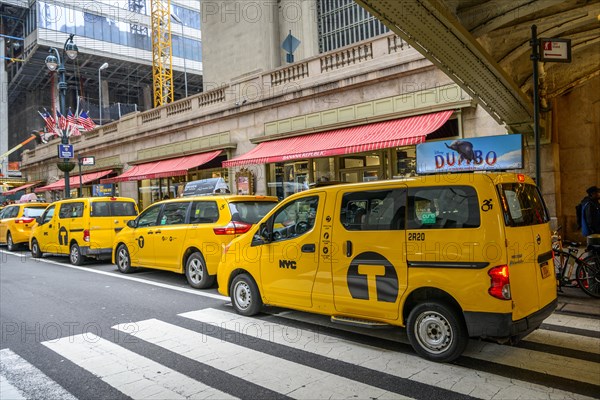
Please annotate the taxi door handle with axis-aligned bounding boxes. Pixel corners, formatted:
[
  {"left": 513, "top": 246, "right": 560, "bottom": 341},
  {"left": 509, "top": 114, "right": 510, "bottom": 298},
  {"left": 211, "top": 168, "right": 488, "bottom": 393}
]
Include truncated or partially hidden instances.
[
  {"left": 155, "top": 230, "right": 162, "bottom": 234},
  {"left": 147, "top": 231, "right": 154, "bottom": 235},
  {"left": 49, "top": 224, "right": 53, "bottom": 228},
  {"left": 301, "top": 244, "right": 315, "bottom": 253},
  {"left": 346, "top": 240, "right": 353, "bottom": 257}
]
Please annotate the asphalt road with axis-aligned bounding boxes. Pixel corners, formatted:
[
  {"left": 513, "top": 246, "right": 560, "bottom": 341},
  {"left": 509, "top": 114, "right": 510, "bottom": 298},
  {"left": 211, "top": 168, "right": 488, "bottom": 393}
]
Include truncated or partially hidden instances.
[{"left": 1, "top": 249, "right": 599, "bottom": 400}]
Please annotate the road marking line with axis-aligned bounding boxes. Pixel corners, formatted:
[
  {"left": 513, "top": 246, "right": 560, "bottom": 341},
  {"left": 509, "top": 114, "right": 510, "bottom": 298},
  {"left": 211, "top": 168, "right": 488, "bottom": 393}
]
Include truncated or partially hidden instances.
[
  {"left": 0, "top": 250, "right": 228, "bottom": 301},
  {"left": 181, "top": 308, "right": 596, "bottom": 400},
  {"left": 113, "top": 318, "right": 413, "bottom": 399},
  {"left": 0, "top": 348, "right": 76, "bottom": 400},
  {"left": 41, "top": 334, "right": 236, "bottom": 399},
  {"left": 542, "top": 313, "right": 600, "bottom": 333},
  {"left": 524, "top": 329, "right": 600, "bottom": 354}
]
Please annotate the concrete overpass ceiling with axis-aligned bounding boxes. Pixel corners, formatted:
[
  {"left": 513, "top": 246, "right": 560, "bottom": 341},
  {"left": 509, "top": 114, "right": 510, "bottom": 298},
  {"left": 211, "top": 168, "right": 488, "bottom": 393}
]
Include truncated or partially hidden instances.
[{"left": 355, "top": 0, "right": 599, "bottom": 132}]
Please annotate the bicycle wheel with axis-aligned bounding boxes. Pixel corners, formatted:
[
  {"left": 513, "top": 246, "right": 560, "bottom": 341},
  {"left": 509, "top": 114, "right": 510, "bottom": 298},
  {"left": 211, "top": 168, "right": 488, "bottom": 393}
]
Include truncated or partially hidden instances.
[
  {"left": 553, "top": 250, "right": 579, "bottom": 287},
  {"left": 576, "top": 254, "right": 600, "bottom": 298}
]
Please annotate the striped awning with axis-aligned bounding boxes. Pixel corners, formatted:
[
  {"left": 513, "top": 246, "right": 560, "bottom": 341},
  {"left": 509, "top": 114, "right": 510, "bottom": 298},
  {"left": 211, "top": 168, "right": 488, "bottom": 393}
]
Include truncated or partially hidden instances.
[
  {"left": 101, "top": 150, "right": 222, "bottom": 184},
  {"left": 35, "top": 170, "right": 113, "bottom": 193},
  {"left": 2, "top": 182, "right": 38, "bottom": 195},
  {"left": 223, "top": 111, "right": 453, "bottom": 167}
]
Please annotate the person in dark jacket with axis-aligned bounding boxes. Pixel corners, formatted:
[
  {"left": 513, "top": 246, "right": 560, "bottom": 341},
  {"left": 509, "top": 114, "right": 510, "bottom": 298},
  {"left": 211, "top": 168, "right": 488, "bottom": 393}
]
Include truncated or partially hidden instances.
[{"left": 580, "top": 186, "right": 600, "bottom": 236}]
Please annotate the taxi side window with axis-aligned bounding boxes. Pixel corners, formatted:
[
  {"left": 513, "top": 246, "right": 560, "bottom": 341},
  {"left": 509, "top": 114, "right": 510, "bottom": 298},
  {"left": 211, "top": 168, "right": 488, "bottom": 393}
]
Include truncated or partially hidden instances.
[
  {"left": 42, "top": 205, "right": 56, "bottom": 224},
  {"left": 159, "top": 202, "right": 190, "bottom": 225},
  {"left": 271, "top": 196, "right": 319, "bottom": 241},
  {"left": 59, "top": 202, "right": 84, "bottom": 219},
  {"left": 407, "top": 186, "right": 480, "bottom": 229},
  {"left": 190, "top": 201, "right": 219, "bottom": 224},
  {"left": 340, "top": 189, "right": 406, "bottom": 231},
  {"left": 137, "top": 205, "right": 162, "bottom": 227},
  {"left": 3, "top": 206, "right": 19, "bottom": 219}
]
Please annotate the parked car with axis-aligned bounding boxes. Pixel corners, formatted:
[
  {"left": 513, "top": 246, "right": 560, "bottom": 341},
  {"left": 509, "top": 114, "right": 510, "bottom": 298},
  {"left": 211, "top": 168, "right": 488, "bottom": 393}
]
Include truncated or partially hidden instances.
[
  {"left": 0, "top": 202, "right": 48, "bottom": 251},
  {"left": 112, "top": 195, "right": 278, "bottom": 289},
  {"left": 217, "top": 172, "right": 557, "bottom": 363},
  {"left": 30, "top": 197, "right": 139, "bottom": 265}
]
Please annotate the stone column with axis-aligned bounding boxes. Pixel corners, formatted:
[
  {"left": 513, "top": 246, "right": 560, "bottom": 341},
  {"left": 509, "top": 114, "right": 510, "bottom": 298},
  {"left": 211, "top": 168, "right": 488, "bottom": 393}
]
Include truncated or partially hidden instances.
[{"left": 0, "top": 38, "right": 9, "bottom": 177}]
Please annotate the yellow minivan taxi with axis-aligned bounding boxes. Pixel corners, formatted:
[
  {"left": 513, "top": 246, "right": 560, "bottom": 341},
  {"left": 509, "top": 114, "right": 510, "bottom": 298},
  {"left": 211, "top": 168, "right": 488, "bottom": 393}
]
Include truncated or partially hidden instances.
[
  {"left": 112, "top": 195, "right": 278, "bottom": 288},
  {"left": 0, "top": 202, "right": 48, "bottom": 250},
  {"left": 217, "top": 172, "right": 557, "bottom": 362},
  {"left": 30, "top": 197, "right": 138, "bottom": 265}
]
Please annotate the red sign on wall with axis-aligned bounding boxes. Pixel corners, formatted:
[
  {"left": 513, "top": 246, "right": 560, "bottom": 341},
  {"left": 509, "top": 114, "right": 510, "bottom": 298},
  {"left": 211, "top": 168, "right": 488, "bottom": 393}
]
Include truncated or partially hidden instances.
[{"left": 540, "top": 38, "right": 572, "bottom": 63}]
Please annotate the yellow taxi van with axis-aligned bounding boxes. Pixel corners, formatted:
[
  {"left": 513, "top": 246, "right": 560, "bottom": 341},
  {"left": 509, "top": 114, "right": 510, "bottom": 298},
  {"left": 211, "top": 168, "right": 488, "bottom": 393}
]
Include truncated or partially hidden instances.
[
  {"left": 0, "top": 202, "right": 48, "bottom": 250},
  {"left": 112, "top": 195, "right": 278, "bottom": 289},
  {"left": 217, "top": 172, "right": 557, "bottom": 362},
  {"left": 30, "top": 197, "right": 138, "bottom": 265}
]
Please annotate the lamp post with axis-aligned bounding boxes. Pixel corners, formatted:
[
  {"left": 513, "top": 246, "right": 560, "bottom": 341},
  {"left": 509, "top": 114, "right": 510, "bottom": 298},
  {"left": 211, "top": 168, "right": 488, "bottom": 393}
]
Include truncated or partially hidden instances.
[
  {"left": 170, "top": 13, "right": 188, "bottom": 98},
  {"left": 46, "top": 33, "right": 78, "bottom": 199},
  {"left": 98, "top": 62, "right": 109, "bottom": 125}
]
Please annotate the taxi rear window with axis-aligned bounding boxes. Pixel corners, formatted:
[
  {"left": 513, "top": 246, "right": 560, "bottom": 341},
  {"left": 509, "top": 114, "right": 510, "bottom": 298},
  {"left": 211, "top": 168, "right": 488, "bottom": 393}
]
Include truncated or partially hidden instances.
[
  {"left": 229, "top": 201, "right": 277, "bottom": 224},
  {"left": 498, "top": 183, "right": 549, "bottom": 227},
  {"left": 91, "top": 201, "right": 137, "bottom": 217},
  {"left": 23, "top": 207, "right": 46, "bottom": 218}
]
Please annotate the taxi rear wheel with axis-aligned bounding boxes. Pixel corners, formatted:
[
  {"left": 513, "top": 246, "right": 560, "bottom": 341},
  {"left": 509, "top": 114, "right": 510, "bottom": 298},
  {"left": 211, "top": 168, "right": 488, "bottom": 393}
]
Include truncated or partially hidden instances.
[
  {"left": 69, "top": 243, "right": 85, "bottom": 266},
  {"left": 31, "top": 239, "right": 42, "bottom": 258},
  {"left": 7, "top": 232, "right": 17, "bottom": 251},
  {"left": 116, "top": 244, "right": 133, "bottom": 274},
  {"left": 230, "top": 273, "right": 262, "bottom": 316},
  {"left": 406, "top": 301, "right": 468, "bottom": 363},
  {"left": 185, "top": 252, "right": 215, "bottom": 289}
]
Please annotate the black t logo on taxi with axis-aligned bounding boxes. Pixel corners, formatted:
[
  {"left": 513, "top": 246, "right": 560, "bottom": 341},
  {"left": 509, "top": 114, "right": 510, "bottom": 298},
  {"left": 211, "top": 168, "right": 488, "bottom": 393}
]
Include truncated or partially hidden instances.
[
  {"left": 137, "top": 236, "right": 145, "bottom": 248},
  {"left": 58, "top": 227, "right": 68, "bottom": 246},
  {"left": 347, "top": 252, "right": 398, "bottom": 303}
]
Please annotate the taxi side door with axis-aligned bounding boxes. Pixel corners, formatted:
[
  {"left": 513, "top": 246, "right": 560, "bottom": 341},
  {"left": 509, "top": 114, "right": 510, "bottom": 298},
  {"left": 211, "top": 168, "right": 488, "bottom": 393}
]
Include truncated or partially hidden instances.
[
  {"left": 259, "top": 194, "right": 324, "bottom": 308},
  {"left": 153, "top": 201, "right": 191, "bottom": 271},
  {"left": 129, "top": 204, "right": 162, "bottom": 267},
  {"left": 331, "top": 186, "right": 408, "bottom": 321},
  {"left": 0, "top": 206, "right": 18, "bottom": 244},
  {"left": 36, "top": 205, "right": 57, "bottom": 253}
]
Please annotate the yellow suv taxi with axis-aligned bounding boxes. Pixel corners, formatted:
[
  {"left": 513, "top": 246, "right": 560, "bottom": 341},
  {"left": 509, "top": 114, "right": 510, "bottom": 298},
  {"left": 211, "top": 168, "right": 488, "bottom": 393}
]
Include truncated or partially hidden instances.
[
  {"left": 112, "top": 195, "right": 278, "bottom": 288},
  {"left": 30, "top": 197, "right": 138, "bottom": 265},
  {"left": 0, "top": 202, "right": 48, "bottom": 251},
  {"left": 217, "top": 173, "right": 557, "bottom": 362}
]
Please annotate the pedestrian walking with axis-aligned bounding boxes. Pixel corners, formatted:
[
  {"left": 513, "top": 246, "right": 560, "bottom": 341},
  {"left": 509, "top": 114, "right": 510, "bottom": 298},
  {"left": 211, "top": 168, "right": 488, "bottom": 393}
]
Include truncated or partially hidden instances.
[{"left": 578, "top": 185, "right": 600, "bottom": 236}]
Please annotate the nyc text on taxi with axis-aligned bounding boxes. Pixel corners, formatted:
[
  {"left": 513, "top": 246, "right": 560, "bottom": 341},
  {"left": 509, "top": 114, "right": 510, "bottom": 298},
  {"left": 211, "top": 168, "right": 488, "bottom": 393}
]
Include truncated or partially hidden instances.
[{"left": 218, "top": 173, "right": 557, "bottom": 362}]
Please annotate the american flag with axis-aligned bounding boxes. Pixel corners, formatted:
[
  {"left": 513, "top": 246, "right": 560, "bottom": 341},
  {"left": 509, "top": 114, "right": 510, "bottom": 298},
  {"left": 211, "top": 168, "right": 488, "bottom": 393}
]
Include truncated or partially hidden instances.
[
  {"left": 38, "top": 111, "right": 59, "bottom": 136},
  {"left": 66, "top": 109, "right": 82, "bottom": 137},
  {"left": 79, "top": 110, "right": 96, "bottom": 131},
  {"left": 56, "top": 111, "right": 68, "bottom": 131}
]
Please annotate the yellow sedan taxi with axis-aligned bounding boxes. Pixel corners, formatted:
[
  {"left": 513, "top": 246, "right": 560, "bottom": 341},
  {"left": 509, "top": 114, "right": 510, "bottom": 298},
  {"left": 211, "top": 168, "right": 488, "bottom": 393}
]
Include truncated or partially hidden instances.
[
  {"left": 0, "top": 202, "right": 48, "bottom": 251},
  {"left": 112, "top": 195, "right": 278, "bottom": 289}
]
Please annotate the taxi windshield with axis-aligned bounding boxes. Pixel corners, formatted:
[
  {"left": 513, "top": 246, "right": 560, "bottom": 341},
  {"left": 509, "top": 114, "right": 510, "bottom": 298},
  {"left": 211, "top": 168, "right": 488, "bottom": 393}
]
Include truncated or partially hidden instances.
[{"left": 229, "top": 201, "right": 277, "bottom": 224}]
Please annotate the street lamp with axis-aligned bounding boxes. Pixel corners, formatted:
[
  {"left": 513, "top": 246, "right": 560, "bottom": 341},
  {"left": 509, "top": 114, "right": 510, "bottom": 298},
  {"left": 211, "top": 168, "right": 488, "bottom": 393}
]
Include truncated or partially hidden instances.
[
  {"left": 171, "top": 13, "right": 188, "bottom": 98},
  {"left": 98, "top": 62, "right": 109, "bottom": 125},
  {"left": 45, "top": 33, "right": 78, "bottom": 199}
]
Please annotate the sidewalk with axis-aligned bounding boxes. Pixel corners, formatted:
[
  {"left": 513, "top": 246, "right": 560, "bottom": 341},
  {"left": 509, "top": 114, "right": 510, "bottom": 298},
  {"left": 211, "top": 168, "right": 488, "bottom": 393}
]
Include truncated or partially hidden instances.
[{"left": 556, "top": 286, "right": 600, "bottom": 318}]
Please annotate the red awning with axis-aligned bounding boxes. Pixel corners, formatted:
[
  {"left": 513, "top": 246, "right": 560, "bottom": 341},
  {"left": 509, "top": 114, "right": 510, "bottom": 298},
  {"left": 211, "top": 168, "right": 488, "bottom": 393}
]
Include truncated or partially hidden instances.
[
  {"left": 223, "top": 111, "right": 453, "bottom": 167},
  {"left": 101, "top": 150, "right": 222, "bottom": 184},
  {"left": 3, "top": 182, "right": 38, "bottom": 195},
  {"left": 35, "top": 170, "right": 113, "bottom": 193}
]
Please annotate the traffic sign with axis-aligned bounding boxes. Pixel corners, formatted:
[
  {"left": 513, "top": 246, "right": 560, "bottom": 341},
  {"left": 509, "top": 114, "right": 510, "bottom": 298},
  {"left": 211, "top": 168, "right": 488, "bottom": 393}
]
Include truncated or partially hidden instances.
[
  {"left": 79, "top": 156, "right": 95, "bottom": 166},
  {"left": 540, "top": 38, "right": 571, "bottom": 62},
  {"left": 58, "top": 144, "right": 74, "bottom": 159}
]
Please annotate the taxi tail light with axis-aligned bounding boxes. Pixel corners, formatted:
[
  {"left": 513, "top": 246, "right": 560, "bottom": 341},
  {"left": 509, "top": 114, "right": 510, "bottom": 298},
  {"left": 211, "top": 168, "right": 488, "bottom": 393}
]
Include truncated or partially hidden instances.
[
  {"left": 83, "top": 229, "right": 90, "bottom": 242},
  {"left": 15, "top": 217, "right": 35, "bottom": 224},
  {"left": 213, "top": 221, "right": 252, "bottom": 235},
  {"left": 488, "top": 265, "right": 511, "bottom": 300}
]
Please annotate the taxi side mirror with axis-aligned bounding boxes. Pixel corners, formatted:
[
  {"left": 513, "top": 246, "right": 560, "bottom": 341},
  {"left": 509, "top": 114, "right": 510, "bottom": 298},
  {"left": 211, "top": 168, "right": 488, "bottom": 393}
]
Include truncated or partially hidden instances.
[
  {"left": 127, "top": 219, "right": 137, "bottom": 229},
  {"left": 252, "top": 221, "right": 272, "bottom": 246},
  {"left": 35, "top": 216, "right": 43, "bottom": 225}
]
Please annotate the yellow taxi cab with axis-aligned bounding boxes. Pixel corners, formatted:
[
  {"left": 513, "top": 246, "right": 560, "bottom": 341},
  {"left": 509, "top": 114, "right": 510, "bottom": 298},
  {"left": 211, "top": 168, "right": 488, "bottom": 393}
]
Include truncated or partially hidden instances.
[
  {"left": 30, "top": 197, "right": 138, "bottom": 265},
  {"left": 112, "top": 195, "right": 278, "bottom": 289},
  {"left": 0, "top": 202, "right": 48, "bottom": 251},
  {"left": 217, "top": 173, "right": 557, "bottom": 362}
]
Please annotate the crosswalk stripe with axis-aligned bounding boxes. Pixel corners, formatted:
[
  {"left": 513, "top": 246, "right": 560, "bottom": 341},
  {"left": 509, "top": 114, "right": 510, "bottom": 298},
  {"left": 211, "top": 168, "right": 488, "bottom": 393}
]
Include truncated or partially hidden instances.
[
  {"left": 41, "top": 334, "right": 236, "bottom": 399},
  {"left": 113, "top": 319, "right": 414, "bottom": 399},
  {"left": 0, "top": 348, "right": 76, "bottom": 400},
  {"left": 523, "top": 329, "right": 600, "bottom": 354},
  {"left": 543, "top": 313, "right": 600, "bottom": 332},
  {"left": 180, "top": 308, "right": 597, "bottom": 400}
]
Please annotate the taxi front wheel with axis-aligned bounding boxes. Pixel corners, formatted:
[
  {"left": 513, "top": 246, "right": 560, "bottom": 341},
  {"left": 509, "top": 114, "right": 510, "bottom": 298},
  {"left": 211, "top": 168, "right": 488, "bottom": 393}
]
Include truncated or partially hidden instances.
[
  {"left": 230, "top": 274, "right": 262, "bottom": 316},
  {"left": 116, "top": 244, "right": 134, "bottom": 273},
  {"left": 185, "top": 252, "right": 215, "bottom": 289},
  {"left": 406, "top": 301, "right": 468, "bottom": 363}
]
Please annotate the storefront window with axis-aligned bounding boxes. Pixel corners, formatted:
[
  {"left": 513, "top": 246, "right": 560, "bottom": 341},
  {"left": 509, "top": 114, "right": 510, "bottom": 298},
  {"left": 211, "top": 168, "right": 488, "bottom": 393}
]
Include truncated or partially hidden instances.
[{"left": 268, "top": 161, "right": 310, "bottom": 200}]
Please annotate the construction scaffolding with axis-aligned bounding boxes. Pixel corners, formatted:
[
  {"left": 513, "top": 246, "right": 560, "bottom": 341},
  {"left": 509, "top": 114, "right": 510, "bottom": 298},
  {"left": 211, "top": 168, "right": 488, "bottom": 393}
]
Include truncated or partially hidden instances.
[{"left": 150, "top": 0, "right": 174, "bottom": 107}]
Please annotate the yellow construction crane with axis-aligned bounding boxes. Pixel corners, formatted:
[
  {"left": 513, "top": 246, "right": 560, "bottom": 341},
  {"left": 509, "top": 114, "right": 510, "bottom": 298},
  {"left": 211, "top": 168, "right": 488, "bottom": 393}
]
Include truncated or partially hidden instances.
[{"left": 150, "top": 0, "right": 174, "bottom": 107}]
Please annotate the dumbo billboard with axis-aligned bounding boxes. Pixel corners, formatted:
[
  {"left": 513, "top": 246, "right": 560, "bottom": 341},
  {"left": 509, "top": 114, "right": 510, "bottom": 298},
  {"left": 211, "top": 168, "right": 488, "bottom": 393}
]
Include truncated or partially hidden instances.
[{"left": 416, "top": 134, "right": 523, "bottom": 173}]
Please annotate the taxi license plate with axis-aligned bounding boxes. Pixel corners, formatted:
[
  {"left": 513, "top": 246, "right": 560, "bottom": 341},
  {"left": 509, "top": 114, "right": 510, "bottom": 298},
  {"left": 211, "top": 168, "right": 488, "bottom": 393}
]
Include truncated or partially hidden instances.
[{"left": 540, "top": 262, "right": 551, "bottom": 279}]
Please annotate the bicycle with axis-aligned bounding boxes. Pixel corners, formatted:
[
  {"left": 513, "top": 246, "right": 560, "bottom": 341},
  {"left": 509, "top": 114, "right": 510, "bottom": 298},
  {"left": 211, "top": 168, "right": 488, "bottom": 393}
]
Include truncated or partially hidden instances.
[
  {"left": 578, "top": 235, "right": 600, "bottom": 298},
  {"left": 551, "top": 228, "right": 585, "bottom": 293}
]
